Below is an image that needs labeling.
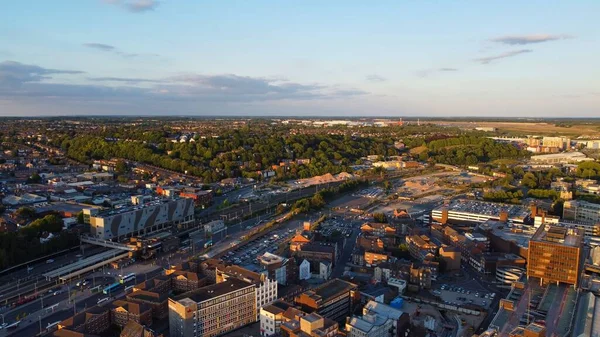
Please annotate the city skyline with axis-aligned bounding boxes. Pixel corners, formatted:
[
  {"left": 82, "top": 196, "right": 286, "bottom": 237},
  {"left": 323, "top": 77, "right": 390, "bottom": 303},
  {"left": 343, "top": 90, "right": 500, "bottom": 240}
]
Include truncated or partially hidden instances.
[{"left": 1, "top": 0, "right": 598, "bottom": 117}]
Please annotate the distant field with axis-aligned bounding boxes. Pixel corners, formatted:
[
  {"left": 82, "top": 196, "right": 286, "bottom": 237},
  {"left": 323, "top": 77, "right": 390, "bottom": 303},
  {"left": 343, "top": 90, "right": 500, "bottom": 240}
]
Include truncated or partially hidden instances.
[{"left": 433, "top": 121, "right": 600, "bottom": 136}]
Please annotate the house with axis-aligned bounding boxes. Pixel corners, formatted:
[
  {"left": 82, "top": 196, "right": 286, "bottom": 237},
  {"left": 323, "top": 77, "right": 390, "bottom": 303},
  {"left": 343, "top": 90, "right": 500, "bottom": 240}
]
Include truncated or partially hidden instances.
[{"left": 360, "top": 222, "right": 397, "bottom": 237}]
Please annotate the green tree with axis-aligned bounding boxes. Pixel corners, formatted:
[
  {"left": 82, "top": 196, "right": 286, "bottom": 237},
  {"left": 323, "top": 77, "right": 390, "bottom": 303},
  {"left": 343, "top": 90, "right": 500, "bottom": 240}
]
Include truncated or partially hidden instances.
[
  {"left": 16, "top": 207, "right": 36, "bottom": 219},
  {"left": 310, "top": 193, "right": 326, "bottom": 209},
  {"left": 115, "top": 160, "right": 128, "bottom": 174},
  {"left": 27, "top": 173, "right": 42, "bottom": 184},
  {"left": 521, "top": 172, "right": 538, "bottom": 189},
  {"left": 77, "top": 211, "right": 84, "bottom": 224},
  {"left": 373, "top": 212, "right": 387, "bottom": 223}
]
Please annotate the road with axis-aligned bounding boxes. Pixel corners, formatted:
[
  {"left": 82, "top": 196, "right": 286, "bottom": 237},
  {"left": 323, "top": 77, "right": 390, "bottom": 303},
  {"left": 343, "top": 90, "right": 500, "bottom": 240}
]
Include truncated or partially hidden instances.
[
  {"left": 331, "top": 220, "right": 361, "bottom": 278},
  {"left": 459, "top": 264, "right": 505, "bottom": 334},
  {"left": 0, "top": 246, "right": 109, "bottom": 310},
  {"left": 3, "top": 269, "right": 163, "bottom": 337},
  {"left": 0, "top": 176, "right": 374, "bottom": 333}
]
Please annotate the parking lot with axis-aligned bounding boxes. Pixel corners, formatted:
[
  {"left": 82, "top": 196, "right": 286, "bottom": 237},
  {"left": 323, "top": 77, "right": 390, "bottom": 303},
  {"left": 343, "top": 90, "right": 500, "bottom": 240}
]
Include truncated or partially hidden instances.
[
  {"left": 328, "top": 194, "right": 373, "bottom": 213},
  {"left": 433, "top": 284, "right": 496, "bottom": 310},
  {"left": 221, "top": 220, "right": 306, "bottom": 267},
  {"left": 314, "top": 218, "right": 355, "bottom": 238},
  {"left": 353, "top": 187, "right": 383, "bottom": 199}
]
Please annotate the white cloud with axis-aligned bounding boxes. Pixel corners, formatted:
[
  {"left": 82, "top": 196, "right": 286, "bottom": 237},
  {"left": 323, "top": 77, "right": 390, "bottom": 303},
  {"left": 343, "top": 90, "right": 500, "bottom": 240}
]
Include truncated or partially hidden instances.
[
  {"left": 475, "top": 49, "right": 532, "bottom": 64},
  {"left": 490, "top": 34, "right": 572, "bottom": 45}
]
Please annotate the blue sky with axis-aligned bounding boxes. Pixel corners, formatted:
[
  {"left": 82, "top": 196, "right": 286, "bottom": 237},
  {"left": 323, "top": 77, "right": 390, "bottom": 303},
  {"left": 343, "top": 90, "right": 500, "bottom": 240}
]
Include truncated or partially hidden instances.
[{"left": 0, "top": 0, "right": 598, "bottom": 117}]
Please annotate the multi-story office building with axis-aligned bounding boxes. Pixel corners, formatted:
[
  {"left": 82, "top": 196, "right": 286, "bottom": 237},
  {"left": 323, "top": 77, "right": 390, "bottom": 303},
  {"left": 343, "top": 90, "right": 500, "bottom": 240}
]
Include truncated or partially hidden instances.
[
  {"left": 84, "top": 197, "right": 195, "bottom": 240},
  {"left": 535, "top": 214, "right": 600, "bottom": 246},
  {"left": 294, "top": 278, "right": 358, "bottom": 322},
  {"left": 527, "top": 225, "right": 583, "bottom": 286},
  {"left": 216, "top": 265, "right": 278, "bottom": 315},
  {"left": 563, "top": 200, "right": 600, "bottom": 225},
  {"left": 168, "top": 279, "right": 257, "bottom": 337},
  {"left": 542, "top": 136, "right": 570, "bottom": 150}
]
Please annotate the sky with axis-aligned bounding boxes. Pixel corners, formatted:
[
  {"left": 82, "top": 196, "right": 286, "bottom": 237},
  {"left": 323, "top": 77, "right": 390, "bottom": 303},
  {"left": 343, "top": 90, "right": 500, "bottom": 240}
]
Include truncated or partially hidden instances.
[{"left": 0, "top": 0, "right": 599, "bottom": 117}]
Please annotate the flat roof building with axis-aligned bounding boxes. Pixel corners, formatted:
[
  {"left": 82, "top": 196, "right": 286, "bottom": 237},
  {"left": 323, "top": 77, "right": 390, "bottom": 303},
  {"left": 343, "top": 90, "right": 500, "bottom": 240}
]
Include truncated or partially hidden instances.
[
  {"left": 432, "top": 199, "right": 529, "bottom": 225},
  {"left": 530, "top": 151, "right": 592, "bottom": 164},
  {"left": 527, "top": 225, "right": 583, "bottom": 286},
  {"left": 168, "top": 279, "right": 257, "bottom": 337},
  {"left": 84, "top": 197, "right": 194, "bottom": 240},
  {"left": 563, "top": 199, "right": 600, "bottom": 225},
  {"left": 294, "top": 278, "right": 358, "bottom": 322}
]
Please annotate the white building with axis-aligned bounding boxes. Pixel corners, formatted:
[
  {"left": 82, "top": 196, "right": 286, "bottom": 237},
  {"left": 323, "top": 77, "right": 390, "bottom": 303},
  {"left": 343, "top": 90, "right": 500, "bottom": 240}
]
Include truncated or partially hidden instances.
[
  {"left": 2, "top": 193, "right": 47, "bottom": 206},
  {"left": 387, "top": 278, "right": 407, "bottom": 294},
  {"left": 216, "top": 265, "right": 278, "bottom": 318},
  {"left": 346, "top": 312, "right": 393, "bottom": 337},
  {"left": 259, "top": 300, "right": 303, "bottom": 337},
  {"left": 587, "top": 140, "right": 600, "bottom": 149},
  {"left": 203, "top": 219, "right": 226, "bottom": 235},
  {"left": 299, "top": 259, "right": 311, "bottom": 280},
  {"left": 319, "top": 261, "right": 332, "bottom": 280},
  {"left": 530, "top": 151, "right": 593, "bottom": 164},
  {"left": 362, "top": 300, "right": 409, "bottom": 337}
]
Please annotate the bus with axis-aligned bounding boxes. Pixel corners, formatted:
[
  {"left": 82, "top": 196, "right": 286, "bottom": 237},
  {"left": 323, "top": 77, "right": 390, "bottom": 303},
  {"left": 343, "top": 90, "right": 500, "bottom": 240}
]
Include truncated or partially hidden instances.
[
  {"left": 119, "top": 273, "right": 136, "bottom": 284},
  {"left": 103, "top": 282, "right": 122, "bottom": 295},
  {"left": 47, "top": 321, "right": 61, "bottom": 330},
  {"left": 6, "top": 321, "right": 20, "bottom": 330},
  {"left": 204, "top": 240, "right": 213, "bottom": 248}
]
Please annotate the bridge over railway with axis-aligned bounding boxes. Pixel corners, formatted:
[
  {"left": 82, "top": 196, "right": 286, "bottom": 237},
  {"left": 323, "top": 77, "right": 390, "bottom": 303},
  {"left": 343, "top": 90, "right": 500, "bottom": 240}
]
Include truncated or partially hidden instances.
[{"left": 79, "top": 235, "right": 137, "bottom": 251}]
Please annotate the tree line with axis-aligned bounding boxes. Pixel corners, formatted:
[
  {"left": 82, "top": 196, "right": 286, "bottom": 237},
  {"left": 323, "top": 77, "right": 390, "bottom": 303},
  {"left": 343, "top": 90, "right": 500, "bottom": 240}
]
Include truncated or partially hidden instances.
[
  {"left": 419, "top": 136, "right": 530, "bottom": 166},
  {"left": 0, "top": 212, "right": 78, "bottom": 269}
]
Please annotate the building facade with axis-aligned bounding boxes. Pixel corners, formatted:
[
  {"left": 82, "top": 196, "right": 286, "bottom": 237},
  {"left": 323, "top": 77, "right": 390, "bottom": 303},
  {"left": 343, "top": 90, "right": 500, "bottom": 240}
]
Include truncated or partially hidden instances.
[
  {"left": 216, "top": 265, "right": 278, "bottom": 316},
  {"left": 85, "top": 198, "right": 195, "bottom": 240},
  {"left": 294, "top": 279, "right": 358, "bottom": 322},
  {"left": 563, "top": 200, "right": 600, "bottom": 225},
  {"left": 527, "top": 225, "right": 583, "bottom": 286},
  {"left": 168, "top": 279, "right": 257, "bottom": 337}
]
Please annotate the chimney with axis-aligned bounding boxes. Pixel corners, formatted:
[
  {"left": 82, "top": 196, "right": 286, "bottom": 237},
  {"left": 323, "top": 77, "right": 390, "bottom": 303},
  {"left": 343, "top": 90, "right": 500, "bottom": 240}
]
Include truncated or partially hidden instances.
[
  {"left": 441, "top": 208, "right": 448, "bottom": 225},
  {"left": 303, "top": 221, "right": 311, "bottom": 232},
  {"left": 530, "top": 203, "right": 538, "bottom": 217},
  {"left": 499, "top": 210, "right": 508, "bottom": 223}
]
